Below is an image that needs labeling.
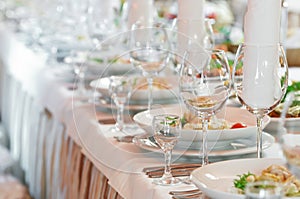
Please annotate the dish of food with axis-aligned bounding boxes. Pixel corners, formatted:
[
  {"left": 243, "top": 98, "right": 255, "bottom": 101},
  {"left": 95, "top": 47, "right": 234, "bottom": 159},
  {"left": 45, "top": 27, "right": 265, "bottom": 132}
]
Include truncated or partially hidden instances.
[
  {"left": 265, "top": 67, "right": 300, "bottom": 133},
  {"left": 191, "top": 158, "right": 300, "bottom": 199},
  {"left": 132, "top": 132, "right": 274, "bottom": 158},
  {"left": 233, "top": 164, "right": 300, "bottom": 197},
  {"left": 90, "top": 76, "right": 179, "bottom": 104},
  {"left": 133, "top": 106, "right": 271, "bottom": 143}
]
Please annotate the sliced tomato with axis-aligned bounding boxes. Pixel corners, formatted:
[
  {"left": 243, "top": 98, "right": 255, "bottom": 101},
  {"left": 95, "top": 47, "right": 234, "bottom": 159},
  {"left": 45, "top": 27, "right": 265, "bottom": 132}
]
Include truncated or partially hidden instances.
[{"left": 230, "top": 122, "right": 247, "bottom": 129}]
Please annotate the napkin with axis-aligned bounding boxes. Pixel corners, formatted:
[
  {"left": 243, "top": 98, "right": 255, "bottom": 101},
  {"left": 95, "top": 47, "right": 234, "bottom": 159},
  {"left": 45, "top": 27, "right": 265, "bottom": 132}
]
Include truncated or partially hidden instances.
[
  {"left": 244, "top": 0, "right": 281, "bottom": 45},
  {"left": 177, "top": 0, "right": 205, "bottom": 58},
  {"left": 126, "top": 0, "right": 155, "bottom": 29},
  {"left": 242, "top": 0, "right": 282, "bottom": 108}
]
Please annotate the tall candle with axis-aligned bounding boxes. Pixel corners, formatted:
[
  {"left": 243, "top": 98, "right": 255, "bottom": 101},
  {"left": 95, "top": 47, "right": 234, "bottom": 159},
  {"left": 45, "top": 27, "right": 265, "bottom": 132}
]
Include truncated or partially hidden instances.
[
  {"left": 177, "top": 0, "right": 205, "bottom": 57},
  {"left": 242, "top": 0, "right": 282, "bottom": 109}
]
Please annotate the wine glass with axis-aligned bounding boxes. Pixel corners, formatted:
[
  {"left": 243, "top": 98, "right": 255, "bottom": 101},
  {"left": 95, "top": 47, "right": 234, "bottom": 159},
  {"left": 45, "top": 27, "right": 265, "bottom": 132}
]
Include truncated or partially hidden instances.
[
  {"left": 232, "top": 43, "right": 289, "bottom": 158},
  {"left": 129, "top": 21, "right": 170, "bottom": 117},
  {"left": 65, "top": 50, "right": 88, "bottom": 95},
  {"left": 179, "top": 47, "right": 231, "bottom": 165},
  {"left": 169, "top": 18, "right": 215, "bottom": 73},
  {"left": 109, "top": 76, "right": 133, "bottom": 133},
  {"left": 279, "top": 91, "right": 300, "bottom": 178},
  {"left": 152, "top": 114, "right": 181, "bottom": 186},
  {"left": 87, "top": 0, "right": 120, "bottom": 50}
]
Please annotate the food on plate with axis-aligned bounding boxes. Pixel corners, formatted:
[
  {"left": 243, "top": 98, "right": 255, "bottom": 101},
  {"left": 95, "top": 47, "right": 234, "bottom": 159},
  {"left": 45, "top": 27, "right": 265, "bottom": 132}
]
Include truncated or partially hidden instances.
[
  {"left": 268, "top": 81, "right": 300, "bottom": 118},
  {"left": 89, "top": 56, "right": 131, "bottom": 65},
  {"left": 230, "top": 122, "right": 247, "bottom": 129},
  {"left": 181, "top": 111, "right": 247, "bottom": 130},
  {"left": 233, "top": 164, "right": 300, "bottom": 197}
]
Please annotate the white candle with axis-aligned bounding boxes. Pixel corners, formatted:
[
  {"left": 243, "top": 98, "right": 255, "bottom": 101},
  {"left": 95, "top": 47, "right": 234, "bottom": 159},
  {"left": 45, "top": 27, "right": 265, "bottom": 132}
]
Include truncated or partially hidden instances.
[
  {"left": 127, "top": 0, "right": 155, "bottom": 29},
  {"left": 242, "top": 0, "right": 282, "bottom": 109},
  {"left": 177, "top": 0, "right": 205, "bottom": 57}
]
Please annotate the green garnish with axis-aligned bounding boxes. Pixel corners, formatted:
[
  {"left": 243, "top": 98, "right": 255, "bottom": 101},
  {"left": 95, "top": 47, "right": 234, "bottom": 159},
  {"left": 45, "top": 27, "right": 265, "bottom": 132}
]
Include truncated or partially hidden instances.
[{"left": 233, "top": 172, "right": 255, "bottom": 191}]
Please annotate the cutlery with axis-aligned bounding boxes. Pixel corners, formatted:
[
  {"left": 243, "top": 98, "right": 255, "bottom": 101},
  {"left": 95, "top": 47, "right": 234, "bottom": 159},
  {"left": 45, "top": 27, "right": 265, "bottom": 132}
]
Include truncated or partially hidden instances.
[
  {"left": 170, "top": 189, "right": 202, "bottom": 199},
  {"left": 113, "top": 135, "right": 135, "bottom": 143},
  {"left": 147, "top": 168, "right": 195, "bottom": 178},
  {"left": 172, "top": 193, "right": 202, "bottom": 199},
  {"left": 143, "top": 163, "right": 201, "bottom": 173},
  {"left": 169, "top": 189, "right": 201, "bottom": 196}
]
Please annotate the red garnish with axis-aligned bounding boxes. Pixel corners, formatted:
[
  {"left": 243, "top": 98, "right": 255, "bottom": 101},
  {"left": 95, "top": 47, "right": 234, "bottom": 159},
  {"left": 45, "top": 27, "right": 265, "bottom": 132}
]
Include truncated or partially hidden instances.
[{"left": 231, "top": 122, "right": 247, "bottom": 129}]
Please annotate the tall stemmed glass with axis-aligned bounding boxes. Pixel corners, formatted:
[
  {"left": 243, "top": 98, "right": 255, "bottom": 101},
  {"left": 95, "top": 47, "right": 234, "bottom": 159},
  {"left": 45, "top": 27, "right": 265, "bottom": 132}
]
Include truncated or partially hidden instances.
[
  {"left": 87, "top": 0, "right": 120, "bottom": 50},
  {"left": 109, "top": 76, "right": 133, "bottom": 132},
  {"left": 179, "top": 47, "right": 231, "bottom": 165},
  {"left": 280, "top": 91, "right": 300, "bottom": 178},
  {"left": 152, "top": 114, "right": 181, "bottom": 186},
  {"left": 232, "top": 43, "right": 288, "bottom": 158},
  {"left": 129, "top": 21, "right": 170, "bottom": 117}
]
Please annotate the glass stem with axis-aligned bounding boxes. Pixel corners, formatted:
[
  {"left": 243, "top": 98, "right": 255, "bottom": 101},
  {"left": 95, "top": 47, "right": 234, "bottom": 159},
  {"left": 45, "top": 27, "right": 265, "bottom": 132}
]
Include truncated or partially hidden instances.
[
  {"left": 116, "top": 104, "right": 124, "bottom": 131},
  {"left": 202, "top": 116, "right": 209, "bottom": 166},
  {"left": 78, "top": 71, "right": 85, "bottom": 94},
  {"left": 256, "top": 114, "right": 264, "bottom": 158},
  {"left": 163, "top": 149, "right": 173, "bottom": 179},
  {"left": 147, "top": 77, "right": 153, "bottom": 113}
]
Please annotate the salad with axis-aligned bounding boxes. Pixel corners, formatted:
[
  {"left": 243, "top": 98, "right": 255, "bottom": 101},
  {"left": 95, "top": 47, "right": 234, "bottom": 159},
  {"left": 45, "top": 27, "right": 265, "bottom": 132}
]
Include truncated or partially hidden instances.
[{"left": 269, "top": 81, "right": 300, "bottom": 118}]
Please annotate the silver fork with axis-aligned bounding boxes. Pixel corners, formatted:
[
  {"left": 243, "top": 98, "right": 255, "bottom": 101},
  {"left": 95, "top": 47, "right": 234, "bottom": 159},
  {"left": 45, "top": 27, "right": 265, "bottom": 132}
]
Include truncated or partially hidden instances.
[{"left": 169, "top": 189, "right": 202, "bottom": 199}]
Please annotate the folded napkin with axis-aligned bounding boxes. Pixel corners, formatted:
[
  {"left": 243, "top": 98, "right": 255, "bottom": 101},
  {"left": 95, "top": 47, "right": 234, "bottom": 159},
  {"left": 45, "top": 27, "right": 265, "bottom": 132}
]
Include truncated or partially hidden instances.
[
  {"left": 244, "top": 0, "right": 281, "bottom": 45},
  {"left": 177, "top": 0, "right": 206, "bottom": 57},
  {"left": 242, "top": 0, "right": 282, "bottom": 108},
  {"left": 127, "top": 0, "right": 155, "bottom": 28}
]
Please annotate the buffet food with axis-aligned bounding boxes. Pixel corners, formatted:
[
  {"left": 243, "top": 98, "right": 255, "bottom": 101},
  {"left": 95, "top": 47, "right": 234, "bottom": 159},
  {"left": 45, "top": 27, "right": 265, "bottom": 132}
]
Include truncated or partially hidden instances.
[
  {"left": 268, "top": 81, "right": 300, "bottom": 118},
  {"left": 181, "top": 111, "right": 247, "bottom": 130},
  {"left": 233, "top": 165, "right": 300, "bottom": 197}
]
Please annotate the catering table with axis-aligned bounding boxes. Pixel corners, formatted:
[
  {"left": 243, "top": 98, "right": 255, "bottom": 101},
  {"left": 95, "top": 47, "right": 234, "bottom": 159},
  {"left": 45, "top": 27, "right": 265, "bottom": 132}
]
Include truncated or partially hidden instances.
[{"left": 0, "top": 22, "right": 284, "bottom": 199}]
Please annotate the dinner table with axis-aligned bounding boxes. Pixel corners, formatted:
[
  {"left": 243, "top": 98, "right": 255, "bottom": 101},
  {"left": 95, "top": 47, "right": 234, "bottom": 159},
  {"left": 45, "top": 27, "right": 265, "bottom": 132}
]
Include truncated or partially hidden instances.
[{"left": 0, "top": 18, "right": 298, "bottom": 199}]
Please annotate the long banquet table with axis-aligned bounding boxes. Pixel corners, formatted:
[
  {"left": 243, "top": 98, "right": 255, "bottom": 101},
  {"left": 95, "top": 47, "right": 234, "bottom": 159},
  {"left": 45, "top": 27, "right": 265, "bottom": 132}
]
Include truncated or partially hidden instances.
[{"left": 0, "top": 22, "right": 284, "bottom": 199}]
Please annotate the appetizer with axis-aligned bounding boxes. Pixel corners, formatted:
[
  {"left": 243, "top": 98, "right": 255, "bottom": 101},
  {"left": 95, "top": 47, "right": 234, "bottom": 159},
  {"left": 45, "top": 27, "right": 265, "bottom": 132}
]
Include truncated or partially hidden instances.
[
  {"left": 269, "top": 81, "right": 300, "bottom": 118},
  {"left": 181, "top": 111, "right": 247, "bottom": 130},
  {"left": 233, "top": 165, "right": 300, "bottom": 197}
]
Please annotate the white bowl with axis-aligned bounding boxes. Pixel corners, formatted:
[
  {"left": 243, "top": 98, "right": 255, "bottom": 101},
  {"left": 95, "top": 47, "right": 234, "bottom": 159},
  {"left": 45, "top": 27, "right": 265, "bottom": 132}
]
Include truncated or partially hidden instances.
[{"left": 133, "top": 106, "right": 271, "bottom": 143}]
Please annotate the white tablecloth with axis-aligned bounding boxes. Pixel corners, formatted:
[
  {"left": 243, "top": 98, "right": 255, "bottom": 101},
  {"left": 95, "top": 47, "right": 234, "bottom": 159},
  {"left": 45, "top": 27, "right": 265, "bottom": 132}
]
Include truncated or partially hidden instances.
[{"left": 0, "top": 22, "right": 287, "bottom": 199}]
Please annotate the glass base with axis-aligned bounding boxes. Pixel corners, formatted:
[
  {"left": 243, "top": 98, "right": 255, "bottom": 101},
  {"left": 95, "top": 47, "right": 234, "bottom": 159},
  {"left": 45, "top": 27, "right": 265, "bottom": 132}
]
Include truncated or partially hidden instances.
[{"left": 153, "top": 177, "right": 181, "bottom": 186}]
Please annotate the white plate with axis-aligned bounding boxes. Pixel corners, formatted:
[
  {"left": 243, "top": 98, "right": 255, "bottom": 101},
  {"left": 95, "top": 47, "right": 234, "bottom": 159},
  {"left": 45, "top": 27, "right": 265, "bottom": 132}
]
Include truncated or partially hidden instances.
[
  {"left": 90, "top": 76, "right": 179, "bottom": 103},
  {"left": 133, "top": 106, "right": 271, "bottom": 143},
  {"left": 191, "top": 158, "right": 300, "bottom": 199},
  {"left": 132, "top": 132, "right": 274, "bottom": 157}
]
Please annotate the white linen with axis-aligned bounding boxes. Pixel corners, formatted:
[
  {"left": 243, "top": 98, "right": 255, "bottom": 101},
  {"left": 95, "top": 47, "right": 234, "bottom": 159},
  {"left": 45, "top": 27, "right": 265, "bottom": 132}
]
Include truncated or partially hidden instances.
[
  {"left": 126, "top": 0, "right": 155, "bottom": 28},
  {"left": 177, "top": 0, "right": 205, "bottom": 59},
  {"left": 242, "top": 0, "right": 282, "bottom": 108}
]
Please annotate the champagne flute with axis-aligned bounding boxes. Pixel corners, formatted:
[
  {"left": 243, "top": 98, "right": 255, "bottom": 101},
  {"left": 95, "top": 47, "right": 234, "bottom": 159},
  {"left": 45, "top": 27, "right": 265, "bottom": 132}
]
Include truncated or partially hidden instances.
[
  {"left": 179, "top": 47, "right": 231, "bottom": 165},
  {"left": 109, "top": 76, "right": 133, "bottom": 133},
  {"left": 152, "top": 114, "right": 181, "bottom": 186},
  {"left": 129, "top": 21, "right": 170, "bottom": 117},
  {"left": 232, "top": 43, "right": 288, "bottom": 158}
]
